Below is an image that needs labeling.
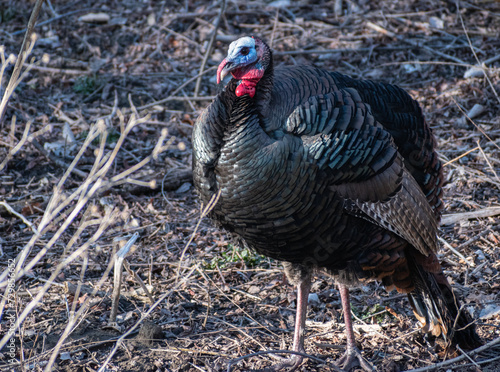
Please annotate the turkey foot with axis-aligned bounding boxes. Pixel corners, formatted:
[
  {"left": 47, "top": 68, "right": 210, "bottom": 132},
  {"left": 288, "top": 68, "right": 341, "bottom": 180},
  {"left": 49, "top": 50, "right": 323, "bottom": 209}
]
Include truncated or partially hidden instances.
[
  {"left": 337, "top": 346, "right": 374, "bottom": 371},
  {"left": 262, "top": 353, "right": 304, "bottom": 372}
]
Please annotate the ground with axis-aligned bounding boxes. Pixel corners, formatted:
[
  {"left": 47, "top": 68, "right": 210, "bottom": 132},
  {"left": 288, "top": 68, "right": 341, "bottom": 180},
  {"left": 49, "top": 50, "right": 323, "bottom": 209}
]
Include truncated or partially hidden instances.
[{"left": 0, "top": 0, "right": 499, "bottom": 371}]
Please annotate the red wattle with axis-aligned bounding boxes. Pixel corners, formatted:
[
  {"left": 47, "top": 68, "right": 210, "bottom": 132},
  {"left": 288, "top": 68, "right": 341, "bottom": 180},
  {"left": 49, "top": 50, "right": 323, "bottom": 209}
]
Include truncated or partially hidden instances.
[
  {"left": 235, "top": 80, "right": 257, "bottom": 98},
  {"left": 233, "top": 67, "right": 264, "bottom": 98}
]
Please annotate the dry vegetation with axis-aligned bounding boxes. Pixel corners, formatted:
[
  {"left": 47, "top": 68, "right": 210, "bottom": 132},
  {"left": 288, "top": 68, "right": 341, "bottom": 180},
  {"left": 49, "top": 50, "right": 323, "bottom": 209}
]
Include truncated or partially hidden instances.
[{"left": 0, "top": 0, "right": 499, "bottom": 371}]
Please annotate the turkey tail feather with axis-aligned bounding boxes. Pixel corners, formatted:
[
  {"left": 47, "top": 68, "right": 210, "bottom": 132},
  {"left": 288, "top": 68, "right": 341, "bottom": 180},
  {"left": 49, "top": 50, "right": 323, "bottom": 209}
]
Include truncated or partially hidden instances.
[{"left": 407, "top": 252, "right": 482, "bottom": 350}]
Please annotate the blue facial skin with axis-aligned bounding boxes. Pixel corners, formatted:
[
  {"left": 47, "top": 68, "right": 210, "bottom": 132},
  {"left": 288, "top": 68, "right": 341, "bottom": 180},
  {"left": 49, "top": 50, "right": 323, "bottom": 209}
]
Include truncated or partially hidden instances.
[{"left": 226, "top": 37, "right": 258, "bottom": 66}]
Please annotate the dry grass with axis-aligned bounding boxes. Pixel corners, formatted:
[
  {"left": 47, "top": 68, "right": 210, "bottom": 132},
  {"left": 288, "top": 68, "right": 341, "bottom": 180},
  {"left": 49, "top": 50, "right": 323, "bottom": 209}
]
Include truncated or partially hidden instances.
[{"left": 0, "top": 1, "right": 499, "bottom": 371}]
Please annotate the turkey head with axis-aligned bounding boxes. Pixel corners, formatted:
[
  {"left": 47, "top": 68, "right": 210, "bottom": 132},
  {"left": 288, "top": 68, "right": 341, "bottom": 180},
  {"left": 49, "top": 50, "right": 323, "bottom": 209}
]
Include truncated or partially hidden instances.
[{"left": 216, "top": 36, "right": 269, "bottom": 97}]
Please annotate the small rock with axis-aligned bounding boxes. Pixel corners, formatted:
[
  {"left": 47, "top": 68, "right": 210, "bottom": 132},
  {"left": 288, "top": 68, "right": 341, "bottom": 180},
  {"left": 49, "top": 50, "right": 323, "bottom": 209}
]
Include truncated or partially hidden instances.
[
  {"left": 175, "top": 182, "right": 191, "bottom": 194},
  {"left": 248, "top": 285, "right": 261, "bottom": 294},
  {"left": 62, "top": 122, "right": 76, "bottom": 144},
  {"left": 475, "top": 249, "right": 485, "bottom": 261},
  {"left": 78, "top": 13, "right": 110, "bottom": 23},
  {"left": 177, "top": 142, "right": 186, "bottom": 151},
  {"left": 59, "top": 352, "right": 72, "bottom": 361},
  {"left": 467, "top": 103, "right": 486, "bottom": 119},
  {"left": 308, "top": 293, "right": 319, "bottom": 303},
  {"left": 429, "top": 16, "right": 444, "bottom": 29},
  {"left": 37, "top": 35, "right": 61, "bottom": 49},
  {"left": 459, "top": 103, "right": 485, "bottom": 127},
  {"left": 268, "top": 0, "right": 291, "bottom": 8},
  {"left": 479, "top": 304, "right": 500, "bottom": 320},
  {"left": 402, "top": 64, "right": 421, "bottom": 74},
  {"left": 136, "top": 321, "right": 164, "bottom": 346},
  {"left": 110, "top": 17, "right": 128, "bottom": 26},
  {"left": 464, "top": 67, "right": 485, "bottom": 78},
  {"left": 147, "top": 13, "right": 156, "bottom": 26}
]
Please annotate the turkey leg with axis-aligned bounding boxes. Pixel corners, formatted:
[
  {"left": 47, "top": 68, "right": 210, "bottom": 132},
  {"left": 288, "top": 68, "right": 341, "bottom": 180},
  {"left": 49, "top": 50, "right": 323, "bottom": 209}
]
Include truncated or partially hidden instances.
[
  {"left": 337, "top": 284, "right": 374, "bottom": 371},
  {"left": 268, "top": 276, "right": 311, "bottom": 371}
]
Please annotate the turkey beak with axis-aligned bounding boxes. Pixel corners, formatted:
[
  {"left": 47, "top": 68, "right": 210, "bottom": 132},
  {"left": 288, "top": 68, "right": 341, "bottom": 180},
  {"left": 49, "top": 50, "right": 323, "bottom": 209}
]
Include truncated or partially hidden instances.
[{"left": 217, "top": 58, "right": 233, "bottom": 84}]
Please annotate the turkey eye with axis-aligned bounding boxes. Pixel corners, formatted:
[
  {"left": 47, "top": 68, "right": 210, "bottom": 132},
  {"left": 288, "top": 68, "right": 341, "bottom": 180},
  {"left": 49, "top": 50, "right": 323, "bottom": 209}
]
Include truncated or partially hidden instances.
[{"left": 240, "top": 47, "right": 249, "bottom": 56}]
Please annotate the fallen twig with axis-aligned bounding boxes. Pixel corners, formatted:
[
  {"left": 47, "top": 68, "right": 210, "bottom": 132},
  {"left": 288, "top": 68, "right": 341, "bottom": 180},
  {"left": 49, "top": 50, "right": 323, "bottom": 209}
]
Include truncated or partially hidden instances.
[
  {"left": 404, "top": 336, "right": 500, "bottom": 372},
  {"left": 438, "top": 237, "right": 474, "bottom": 266},
  {"left": 109, "top": 233, "right": 140, "bottom": 324},
  {"left": 441, "top": 206, "right": 500, "bottom": 225},
  {"left": 0, "top": 201, "right": 38, "bottom": 234},
  {"left": 226, "top": 349, "right": 341, "bottom": 372},
  {"left": 23, "top": 63, "right": 90, "bottom": 75},
  {"left": 0, "top": 0, "right": 44, "bottom": 124},
  {"left": 0, "top": 118, "right": 33, "bottom": 172}
]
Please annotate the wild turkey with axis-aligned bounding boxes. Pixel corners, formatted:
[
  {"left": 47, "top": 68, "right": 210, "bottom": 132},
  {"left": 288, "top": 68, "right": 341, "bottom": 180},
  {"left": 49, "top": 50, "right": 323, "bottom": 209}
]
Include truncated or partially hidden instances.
[{"left": 192, "top": 36, "right": 481, "bottom": 371}]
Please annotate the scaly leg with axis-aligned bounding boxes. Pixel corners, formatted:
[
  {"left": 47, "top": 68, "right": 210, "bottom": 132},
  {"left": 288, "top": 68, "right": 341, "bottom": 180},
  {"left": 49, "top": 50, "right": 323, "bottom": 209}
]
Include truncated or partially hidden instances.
[
  {"left": 337, "top": 284, "right": 374, "bottom": 371},
  {"left": 267, "top": 275, "right": 311, "bottom": 371}
]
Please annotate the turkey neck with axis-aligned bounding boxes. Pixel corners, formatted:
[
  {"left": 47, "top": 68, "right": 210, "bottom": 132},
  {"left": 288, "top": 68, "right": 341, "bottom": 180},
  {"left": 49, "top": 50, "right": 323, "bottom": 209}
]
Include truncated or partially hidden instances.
[
  {"left": 214, "top": 55, "right": 274, "bottom": 138},
  {"left": 253, "top": 54, "right": 274, "bottom": 117},
  {"left": 192, "top": 59, "right": 276, "bottom": 204},
  {"left": 225, "top": 51, "right": 274, "bottom": 127}
]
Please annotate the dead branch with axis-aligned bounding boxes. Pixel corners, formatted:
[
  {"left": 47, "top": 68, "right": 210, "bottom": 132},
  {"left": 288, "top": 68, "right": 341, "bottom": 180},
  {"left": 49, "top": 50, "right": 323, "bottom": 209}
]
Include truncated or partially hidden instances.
[
  {"left": 441, "top": 206, "right": 500, "bottom": 225},
  {"left": 0, "top": 0, "right": 44, "bottom": 125}
]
